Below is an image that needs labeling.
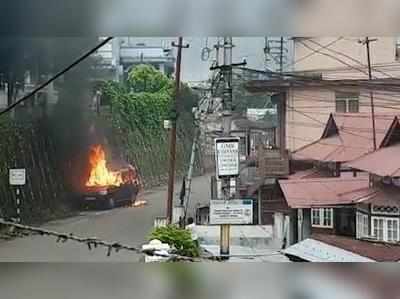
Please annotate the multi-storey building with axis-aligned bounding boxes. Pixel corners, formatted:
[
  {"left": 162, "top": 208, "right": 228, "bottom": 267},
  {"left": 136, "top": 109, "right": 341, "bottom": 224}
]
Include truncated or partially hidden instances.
[{"left": 95, "top": 37, "right": 176, "bottom": 82}]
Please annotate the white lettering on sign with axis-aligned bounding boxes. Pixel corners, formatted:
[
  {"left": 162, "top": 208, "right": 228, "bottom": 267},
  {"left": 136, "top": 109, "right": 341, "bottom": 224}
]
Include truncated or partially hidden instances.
[
  {"left": 9, "top": 169, "right": 26, "bottom": 186},
  {"left": 215, "top": 138, "right": 240, "bottom": 177},
  {"left": 210, "top": 200, "right": 253, "bottom": 225}
]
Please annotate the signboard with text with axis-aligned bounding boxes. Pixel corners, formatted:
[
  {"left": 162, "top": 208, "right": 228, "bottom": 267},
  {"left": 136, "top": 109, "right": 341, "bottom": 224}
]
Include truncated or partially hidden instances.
[
  {"left": 210, "top": 199, "right": 253, "bottom": 225},
  {"left": 9, "top": 169, "right": 26, "bottom": 186},
  {"left": 215, "top": 137, "right": 240, "bottom": 178}
]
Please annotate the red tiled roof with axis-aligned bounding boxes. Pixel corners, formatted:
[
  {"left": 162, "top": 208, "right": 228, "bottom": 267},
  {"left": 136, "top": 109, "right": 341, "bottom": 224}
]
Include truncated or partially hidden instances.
[
  {"left": 293, "top": 113, "right": 396, "bottom": 163},
  {"left": 345, "top": 144, "right": 400, "bottom": 177},
  {"left": 281, "top": 177, "right": 400, "bottom": 208},
  {"left": 279, "top": 177, "right": 369, "bottom": 208},
  {"left": 312, "top": 234, "right": 400, "bottom": 262}
]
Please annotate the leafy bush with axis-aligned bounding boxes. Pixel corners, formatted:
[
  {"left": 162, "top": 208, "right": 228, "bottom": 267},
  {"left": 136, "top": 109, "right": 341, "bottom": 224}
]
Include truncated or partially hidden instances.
[
  {"left": 149, "top": 225, "right": 200, "bottom": 258},
  {"left": 100, "top": 64, "right": 201, "bottom": 187}
]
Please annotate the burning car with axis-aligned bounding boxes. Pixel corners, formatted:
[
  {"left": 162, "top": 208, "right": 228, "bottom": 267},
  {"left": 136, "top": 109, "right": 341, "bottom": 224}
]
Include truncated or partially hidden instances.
[{"left": 81, "top": 145, "right": 141, "bottom": 209}]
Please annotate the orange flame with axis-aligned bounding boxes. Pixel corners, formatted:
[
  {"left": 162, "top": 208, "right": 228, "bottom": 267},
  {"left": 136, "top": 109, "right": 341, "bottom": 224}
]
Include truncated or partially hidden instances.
[{"left": 86, "top": 145, "right": 123, "bottom": 187}]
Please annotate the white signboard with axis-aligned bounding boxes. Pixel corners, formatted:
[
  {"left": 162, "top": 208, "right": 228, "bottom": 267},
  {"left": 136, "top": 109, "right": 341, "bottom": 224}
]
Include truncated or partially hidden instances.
[
  {"left": 210, "top": 199, "right": 253, "bottom": 225},
  {"left": 163, "top": 120, "right": 172, "bottom": 129},
  {"left": 215, "top": 137, "right": 240, "bottom": 177},
  {"left": 9, "top": 169, "right": 26, "bottom": 186}
]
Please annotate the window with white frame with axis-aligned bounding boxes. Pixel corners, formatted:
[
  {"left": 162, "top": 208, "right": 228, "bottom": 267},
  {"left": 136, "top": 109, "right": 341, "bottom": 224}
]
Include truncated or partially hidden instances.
[
  {"left": 356, "top": 212, "right": 369, "bottom": 238},
  {"left": 387, "top": 219, "right": 399, "bottom": 242},
  {"left": 372, "top": 217, "right": 399, "bottom": 243},
  {"left": 335, "top": 92, "right": 359, "bottom": 113},
  {"left": 312, "top": 208, "right": 333, "bottom": 228}
]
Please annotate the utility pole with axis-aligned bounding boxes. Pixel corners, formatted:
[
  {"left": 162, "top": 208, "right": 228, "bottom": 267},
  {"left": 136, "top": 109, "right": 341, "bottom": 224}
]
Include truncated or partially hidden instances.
[
  {"left": 279, "top": 37, "right": 284, "bottom": 74},
  {"left": 360, "top": 37, "right": 378, "bottom": 151},
  {"left": 182, "top": 126, "right": 200, "bottom": 224},
  {"left": 209, "top": 37, "right": 246, "bottom": 258},
  {"left": 264, "top": 37, "right": 287, "bottom": 73},
  {"left": 214, "top": 38, "right": 223, "bottom": 66},
  {"left": 220, "top": 37, "right": 234, "bottom": 257},
  {"left": 166, "top": 37, "right": 189, "bottom": 224}
]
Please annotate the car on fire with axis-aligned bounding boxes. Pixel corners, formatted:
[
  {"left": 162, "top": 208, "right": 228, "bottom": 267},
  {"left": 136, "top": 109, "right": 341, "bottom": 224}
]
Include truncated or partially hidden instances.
[{"left": 82, "top": 165, "right": 141, "bottom": 209}]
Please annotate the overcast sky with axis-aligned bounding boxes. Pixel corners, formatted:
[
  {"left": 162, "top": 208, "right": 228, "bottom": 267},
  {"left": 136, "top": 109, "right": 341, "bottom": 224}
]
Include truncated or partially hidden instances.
[{"left": 125, "top": 37, "right": 268, "bottom": 82}]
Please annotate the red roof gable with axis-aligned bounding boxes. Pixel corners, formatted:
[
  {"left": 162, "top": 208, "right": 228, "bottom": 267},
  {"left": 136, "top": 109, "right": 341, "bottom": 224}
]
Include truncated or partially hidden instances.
[
  {"left": 345, "top": 144, "right": 400, "bottom": 177},
  {"left": 345, "top": 117, "right": 400, "bottom": 177},
  {"left": 293, "top": 113, "right": 397, "bottom": 163}
]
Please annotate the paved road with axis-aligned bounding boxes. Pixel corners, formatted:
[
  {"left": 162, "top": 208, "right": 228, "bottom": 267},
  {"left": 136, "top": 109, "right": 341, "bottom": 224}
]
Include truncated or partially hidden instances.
[{"left": 0, "top": 175, "right": 211, "bottom": 262}]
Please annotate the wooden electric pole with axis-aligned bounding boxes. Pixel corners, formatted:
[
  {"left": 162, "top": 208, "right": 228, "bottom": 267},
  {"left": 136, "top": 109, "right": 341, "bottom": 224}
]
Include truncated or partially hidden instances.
[
  {"left": 360, "top": 37, "right": 378, "bottom": 151},
  {"left": 166, "top": 37, "right": 189, "bottom": 224}
]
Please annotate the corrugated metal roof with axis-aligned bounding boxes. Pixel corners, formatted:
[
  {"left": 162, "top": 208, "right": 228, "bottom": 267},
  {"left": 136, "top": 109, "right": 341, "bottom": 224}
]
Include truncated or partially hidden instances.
[
  {"left": 352, "top": 184, "right": 400, "bottom": 206},
  {"left": 283, "top": 238, "right": 374, "bottom": 262},
  {"left": 279, "top": 177, "right": 369, "bottom": 208},
  {"left": 293, "top": 113, "right": 396, "bottom": 163},
  {"left": 345, "top": 144, "right": 400, "bottom": 177},
  {"left": 312, "top": 234, "right": 400, "bottom": 262}
]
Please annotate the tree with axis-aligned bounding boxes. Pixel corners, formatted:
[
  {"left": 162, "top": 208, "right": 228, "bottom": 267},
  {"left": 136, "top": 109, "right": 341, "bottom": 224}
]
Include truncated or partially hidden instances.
[
  {"left": 127, "top": 64, "right": 173, "bottom": 93},
  {"left": 102, "top": 64, "right": 174, "bottom": 136}
]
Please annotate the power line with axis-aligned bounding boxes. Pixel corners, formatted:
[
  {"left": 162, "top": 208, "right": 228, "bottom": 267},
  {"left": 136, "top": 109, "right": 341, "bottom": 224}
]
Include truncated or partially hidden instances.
[
  {"left": 238, "top": 67, "right": 400, "bottom": 104},
  {"left": 306, "top": 39, "right": 395, "bottom": 79},
  {"left": 287, "top": 106, "right": 375, "bottom": 141},
  {"left": 286, "top": 135, "right": 371, "bottom": 150},
  {"left": 295, "top": 61, "right": 400, "bottom": 76},
  {"left": 285, "top": 37, "right": 343, "bottom": 68},
  {"left": 293, "top": 89, "right": 400, "bottom": 104},
  {"left": 239, "top": 67, "right": 400, "bottom": 93},
  {"left": 286, "top": 93, "right": 400, "bottom": 111},
  {"left": 286, "top": 120, "right": 390, "bottom": 134},
  {"left": 0, "top": 37, "right": 114, "bottom": 117},
  {"left": 297, "top": 40, "right": 372, "bottom": 78}
]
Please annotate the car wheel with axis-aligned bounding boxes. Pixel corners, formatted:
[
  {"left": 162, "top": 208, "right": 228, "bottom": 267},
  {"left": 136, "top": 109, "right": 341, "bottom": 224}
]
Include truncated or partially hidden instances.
[{"left": 106, "top": 198, "right": 115, "bottom": 210}]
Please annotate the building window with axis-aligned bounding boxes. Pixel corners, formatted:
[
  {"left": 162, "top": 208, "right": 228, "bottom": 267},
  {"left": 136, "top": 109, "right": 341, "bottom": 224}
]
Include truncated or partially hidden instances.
[
  {"left": 372, "top": 217, "right": 400, "bottom": 243},
  {"left": 323, "top": 208, "right": 332, "bottom": 226},
  {"left": 312, "top": 208, "right": 333, "bottom": 228},
  {"left": 239, "top": 137, "right": 247, "bottom": 158},
  {"left": 357, "top": 213, "right": 369, "bottom": 238},
  {"left": 387, "top": 219, "right": 399, "bottom": 242},
  {"left": 363, "top": 214, "right": 369, "bottom": 236},
  {"left": 312, "top": 209, "right": 320, "bottom": 226},
  {"left": 373, "top": 218, "right": 384, "bottom": 241},
  {"left": 335, "top": 92, "right": 359, "bottom": 113}
]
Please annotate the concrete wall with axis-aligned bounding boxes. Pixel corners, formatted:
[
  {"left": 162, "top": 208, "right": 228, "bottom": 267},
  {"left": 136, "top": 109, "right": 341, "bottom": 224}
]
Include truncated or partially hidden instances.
[
  {"left": 286, "top": 87, "right": 400, "bottom": 151},
  {"left": 286, "top": 37, "right": 400, "bottom": 151}
]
